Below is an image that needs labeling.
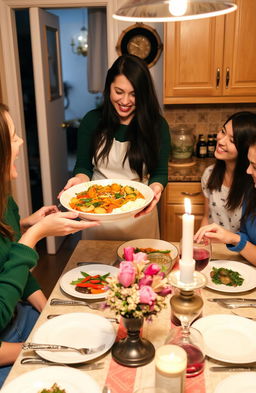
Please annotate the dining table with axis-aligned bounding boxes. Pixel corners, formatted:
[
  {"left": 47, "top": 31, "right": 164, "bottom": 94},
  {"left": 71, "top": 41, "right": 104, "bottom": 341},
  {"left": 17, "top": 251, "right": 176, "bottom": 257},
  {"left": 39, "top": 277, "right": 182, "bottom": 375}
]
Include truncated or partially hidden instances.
[{"left": 2, "top": 240, "right": 256, "bottom": 393}]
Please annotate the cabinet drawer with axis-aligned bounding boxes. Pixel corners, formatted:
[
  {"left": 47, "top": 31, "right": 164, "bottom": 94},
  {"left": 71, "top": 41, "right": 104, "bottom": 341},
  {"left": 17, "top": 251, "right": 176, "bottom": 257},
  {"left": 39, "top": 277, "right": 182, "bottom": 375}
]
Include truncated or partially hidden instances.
[{"left": 166, "top": 182, "right": 204, "bottom": 204}]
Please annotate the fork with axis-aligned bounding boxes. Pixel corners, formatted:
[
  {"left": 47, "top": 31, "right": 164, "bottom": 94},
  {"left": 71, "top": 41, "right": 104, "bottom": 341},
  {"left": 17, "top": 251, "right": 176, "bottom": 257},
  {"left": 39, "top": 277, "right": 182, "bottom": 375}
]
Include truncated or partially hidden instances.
[
  {"left": 22, "top": 342, "right": 105, "bottom": 355},
  {"left": 50, "top": 298, "right": 104, "bottom": 310},
  {"left": 217, "top": 300, "right": 256, "bottom": 309}
]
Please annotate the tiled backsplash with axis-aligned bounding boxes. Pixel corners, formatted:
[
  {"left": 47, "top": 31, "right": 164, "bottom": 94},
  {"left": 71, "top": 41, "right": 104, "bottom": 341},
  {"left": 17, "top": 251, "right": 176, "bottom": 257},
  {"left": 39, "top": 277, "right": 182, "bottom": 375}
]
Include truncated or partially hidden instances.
[{"left": 164, "top": 103, "right": 256, "bottom": 137}]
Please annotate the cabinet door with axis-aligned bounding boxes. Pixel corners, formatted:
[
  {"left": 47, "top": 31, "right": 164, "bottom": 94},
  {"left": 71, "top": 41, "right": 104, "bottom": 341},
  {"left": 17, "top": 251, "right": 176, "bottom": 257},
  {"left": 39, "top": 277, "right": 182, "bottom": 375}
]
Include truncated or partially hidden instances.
[
  {"left": 223, "top": 0, "right": 256, "bottom": 97},
  {"left": 164, "top": 17, "right": 224, "bottom": 103},
  {"left": 163, "top": 204, "right": 204, "bottom": 242}
]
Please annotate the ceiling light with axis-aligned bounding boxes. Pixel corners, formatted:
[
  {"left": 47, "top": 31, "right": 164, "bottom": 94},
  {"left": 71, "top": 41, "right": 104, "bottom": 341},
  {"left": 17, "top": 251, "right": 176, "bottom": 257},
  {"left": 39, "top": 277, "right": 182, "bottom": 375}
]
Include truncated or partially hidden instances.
[{"left": 113, "top": 0, "right": 237, "bottom": 22}]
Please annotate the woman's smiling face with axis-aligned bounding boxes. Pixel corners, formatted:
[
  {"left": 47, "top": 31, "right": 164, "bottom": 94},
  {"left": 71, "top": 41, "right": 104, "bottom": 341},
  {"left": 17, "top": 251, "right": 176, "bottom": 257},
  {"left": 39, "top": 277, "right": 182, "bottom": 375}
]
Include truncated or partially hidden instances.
[
  {"left": 214, "top": 120, "right": 238, "bottom": 162},
  {"left": 110, "top": 74, "right": 136, "bottom": 125},
  {"left": 5, "top": 111, "right": 23, "bottom": 179},
  {"left": 247, "top": 144, "right": 256, "bottom": 187}
]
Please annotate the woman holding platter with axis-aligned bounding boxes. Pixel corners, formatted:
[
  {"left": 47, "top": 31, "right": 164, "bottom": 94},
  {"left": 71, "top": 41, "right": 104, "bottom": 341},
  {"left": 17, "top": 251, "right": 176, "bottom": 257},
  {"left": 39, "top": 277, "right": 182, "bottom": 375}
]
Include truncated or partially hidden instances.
[{"left": 59, "top": 55, "right": 170, "bottom": 240}]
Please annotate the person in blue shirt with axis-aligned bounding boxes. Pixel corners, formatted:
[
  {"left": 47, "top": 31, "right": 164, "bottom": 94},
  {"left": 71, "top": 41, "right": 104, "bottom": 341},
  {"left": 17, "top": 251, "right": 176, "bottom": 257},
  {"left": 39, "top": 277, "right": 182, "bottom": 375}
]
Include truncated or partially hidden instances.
[{"left": 195, "top": 115, "right": 256, "bottom": 266}]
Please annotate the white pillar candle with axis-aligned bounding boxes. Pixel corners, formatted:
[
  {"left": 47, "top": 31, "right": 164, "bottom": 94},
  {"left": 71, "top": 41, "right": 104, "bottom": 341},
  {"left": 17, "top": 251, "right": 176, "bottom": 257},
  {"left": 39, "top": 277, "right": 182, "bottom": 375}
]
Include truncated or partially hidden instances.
[
  {"left": 180, "top": 198, "right": 195, "bottom": 283},
  {"left": 155, "top": 345, "right": 187, "bottom": 393}
]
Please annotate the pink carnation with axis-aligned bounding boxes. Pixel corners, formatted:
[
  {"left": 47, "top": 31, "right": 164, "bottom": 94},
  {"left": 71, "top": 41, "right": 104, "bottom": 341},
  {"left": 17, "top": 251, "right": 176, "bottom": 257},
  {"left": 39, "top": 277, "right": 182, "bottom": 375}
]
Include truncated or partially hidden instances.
[
  {"left": 139, "top": 286, "right": 157, "bottom": 305},
  {"left": 123, "top": 247, "right": 134, "bottom": 261},
  {"left": 132, "top": 252, "right": 148, "bottom": 262},
  {"left": 144, "top": 263, "right": 160, "bottom": 276},
  {"left": 139, "top": 275, "right": 153, "bottom": 288},
  {"left": 118, "top": 261, "right": 136, "bottom": 287}
]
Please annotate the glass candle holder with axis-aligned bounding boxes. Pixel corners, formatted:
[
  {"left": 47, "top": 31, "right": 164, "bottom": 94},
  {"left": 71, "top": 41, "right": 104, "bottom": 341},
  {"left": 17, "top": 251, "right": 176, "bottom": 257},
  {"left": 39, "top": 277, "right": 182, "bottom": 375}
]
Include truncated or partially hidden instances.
[{"left": 155, "top": 345, "right": 187, "bottom": 393}]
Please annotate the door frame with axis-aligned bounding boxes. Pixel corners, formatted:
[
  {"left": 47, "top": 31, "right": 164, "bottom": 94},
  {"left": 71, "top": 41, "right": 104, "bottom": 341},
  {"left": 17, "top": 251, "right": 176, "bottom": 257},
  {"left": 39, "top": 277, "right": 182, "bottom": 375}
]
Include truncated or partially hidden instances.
[{"left": 0, "top": 0, "right": 120, "bottom": 218}]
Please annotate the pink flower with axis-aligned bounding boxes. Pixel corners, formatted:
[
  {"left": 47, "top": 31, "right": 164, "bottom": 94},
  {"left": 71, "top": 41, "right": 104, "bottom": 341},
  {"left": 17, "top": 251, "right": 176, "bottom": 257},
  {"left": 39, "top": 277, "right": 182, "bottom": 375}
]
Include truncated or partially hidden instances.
[
  {"left": 123, "top": 247, "right": 134, "bottom": 261},
  {"left": 118, "top": 261, "right": 136, "bottom": 287},
  {"left": 139, "top": 275, "right": 153, "bottom": 288},
  {"left": 157, "top": 287, "right": 172, "bottom": 296},
  {"left": 139, "top": 286, "right": 157, "bottom": 305},
  {"left": 133, "top": 252, "right": 148, "bottom": 262},
  {"left": 144, "top": 263, "right": 160, "bottom": 276}
]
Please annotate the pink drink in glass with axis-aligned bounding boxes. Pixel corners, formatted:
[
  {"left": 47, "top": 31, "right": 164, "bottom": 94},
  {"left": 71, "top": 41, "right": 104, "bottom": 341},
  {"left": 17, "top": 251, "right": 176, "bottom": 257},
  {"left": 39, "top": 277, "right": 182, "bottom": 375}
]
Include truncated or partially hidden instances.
[{"left": 193, "top": 247, "right": 210, "bottom": 271}]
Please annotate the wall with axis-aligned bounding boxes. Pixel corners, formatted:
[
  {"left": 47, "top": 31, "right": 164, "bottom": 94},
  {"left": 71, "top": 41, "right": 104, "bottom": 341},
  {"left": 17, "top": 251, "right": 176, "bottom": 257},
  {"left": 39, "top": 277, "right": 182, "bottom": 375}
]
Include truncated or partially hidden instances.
[
  {"left": 164, "top": 103, "right": 256, "bottom": 139},
  {"left": 50, "top": 8, "right": 102, "bottom": 121}
]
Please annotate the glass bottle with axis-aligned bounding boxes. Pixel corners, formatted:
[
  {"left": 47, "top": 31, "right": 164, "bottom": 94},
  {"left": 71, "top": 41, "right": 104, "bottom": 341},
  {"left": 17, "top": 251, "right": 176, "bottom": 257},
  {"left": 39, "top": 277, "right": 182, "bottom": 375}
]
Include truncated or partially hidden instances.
[
  {"left": 207, "top": 134, "right": 215, "bottom": 157},
  {"left": 196, "top": 135, "right": 207, "bottom": 158},
  {"left": 171, "top": 125, "right": 195, "bottom": 163}
]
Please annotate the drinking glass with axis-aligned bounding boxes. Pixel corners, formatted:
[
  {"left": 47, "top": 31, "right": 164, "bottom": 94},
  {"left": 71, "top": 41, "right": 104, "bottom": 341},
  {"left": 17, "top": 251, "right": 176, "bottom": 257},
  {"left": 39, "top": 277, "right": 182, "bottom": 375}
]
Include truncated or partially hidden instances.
[
  {"left": 193, "top": 239, "right": 212, "bottom": 271},
  {"left": 179, "top": 238, "right": 212, "bottom": 271}
]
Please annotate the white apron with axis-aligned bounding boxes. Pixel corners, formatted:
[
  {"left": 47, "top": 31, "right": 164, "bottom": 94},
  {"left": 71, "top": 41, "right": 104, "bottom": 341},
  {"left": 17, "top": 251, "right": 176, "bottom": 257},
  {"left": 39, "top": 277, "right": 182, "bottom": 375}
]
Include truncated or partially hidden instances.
[{"left": 82, "top": 139, "right": 160, "bottom": 240}]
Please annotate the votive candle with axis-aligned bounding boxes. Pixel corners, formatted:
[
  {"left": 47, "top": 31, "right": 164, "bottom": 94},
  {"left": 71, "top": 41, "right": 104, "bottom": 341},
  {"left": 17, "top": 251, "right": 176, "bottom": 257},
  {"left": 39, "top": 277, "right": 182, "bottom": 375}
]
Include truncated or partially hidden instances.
[{"left": 155, "top": 345, "right": 187, "bottom": 393}]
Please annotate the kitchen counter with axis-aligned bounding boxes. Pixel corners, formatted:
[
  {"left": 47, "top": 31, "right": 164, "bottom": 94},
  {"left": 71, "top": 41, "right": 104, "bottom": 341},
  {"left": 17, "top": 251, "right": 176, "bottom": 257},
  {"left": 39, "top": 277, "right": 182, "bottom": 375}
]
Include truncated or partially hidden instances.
[{"left": 168, "top": 157, "right": 215, "bottom": 182}]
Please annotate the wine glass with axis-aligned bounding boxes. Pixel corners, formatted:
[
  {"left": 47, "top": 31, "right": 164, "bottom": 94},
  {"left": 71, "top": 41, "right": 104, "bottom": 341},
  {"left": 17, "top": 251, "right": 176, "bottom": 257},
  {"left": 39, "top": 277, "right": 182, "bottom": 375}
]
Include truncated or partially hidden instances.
[
  {"left": 193, "top": 238, "right": 212, "bottom": 271},
  {"left": 179, "top": 238, "right": 212, "bottom": 271}
]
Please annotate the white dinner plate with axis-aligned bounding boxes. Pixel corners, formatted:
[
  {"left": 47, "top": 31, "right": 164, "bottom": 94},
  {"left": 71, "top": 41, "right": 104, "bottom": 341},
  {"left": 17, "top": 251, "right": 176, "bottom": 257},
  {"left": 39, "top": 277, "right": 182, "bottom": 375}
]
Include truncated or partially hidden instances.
[
  {"left": 60, "top": 264, "right": 119, "bottom": 299},
  {"left": 1, "top": 366, "right": 100, "bottom": 393},
  {"left": 201, "top": 260, "right": 256, "bottom": 293},
  {"left": 31, "top": 312, "right": 116, "bottom": 364},
  {"left": 60, "top": 179, "right": 154, "bottom": 221},
  {"left": 117, "top": 238, "right": 179, "bottom": 262},
  {"left": 214, "top": 372, "right": 256, "bottom": 393},
  {"left": 192, "top": 314, "right": 256, "bottom": 363}
]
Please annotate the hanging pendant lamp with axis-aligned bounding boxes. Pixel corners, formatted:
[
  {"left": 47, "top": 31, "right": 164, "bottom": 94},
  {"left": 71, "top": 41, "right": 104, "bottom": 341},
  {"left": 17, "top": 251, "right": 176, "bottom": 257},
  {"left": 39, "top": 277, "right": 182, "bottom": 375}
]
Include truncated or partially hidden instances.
[{"left": 113, "top": 0, "right": 237, "bottom": 22}]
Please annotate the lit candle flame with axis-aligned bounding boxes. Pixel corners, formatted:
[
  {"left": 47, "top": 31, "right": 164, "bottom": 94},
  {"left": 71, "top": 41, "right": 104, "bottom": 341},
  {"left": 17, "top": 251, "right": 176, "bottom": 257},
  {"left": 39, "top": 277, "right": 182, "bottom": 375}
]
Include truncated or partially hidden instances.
[{"left": 184, "top": 197, "right": 191, "bottom": 214}]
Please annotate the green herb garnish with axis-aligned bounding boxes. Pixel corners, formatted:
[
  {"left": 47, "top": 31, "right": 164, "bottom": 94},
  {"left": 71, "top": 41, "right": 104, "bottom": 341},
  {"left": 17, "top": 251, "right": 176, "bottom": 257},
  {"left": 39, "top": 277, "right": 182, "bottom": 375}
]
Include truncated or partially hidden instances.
[{"left": 210, "top": 267, "right": 244, "bottom": 287}]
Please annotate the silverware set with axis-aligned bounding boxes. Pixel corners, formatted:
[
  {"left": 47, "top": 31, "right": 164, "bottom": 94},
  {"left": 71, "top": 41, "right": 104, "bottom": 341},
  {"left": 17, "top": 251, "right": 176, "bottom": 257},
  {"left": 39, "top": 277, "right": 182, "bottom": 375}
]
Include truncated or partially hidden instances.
[
  {"left": 210, "top": 366, "right": 256, "bottom": 372},
  {"left": 20, "top": 357, "right": 104, "bottom": 369},
  {"left": 23, "top": 342, "right": 105, "bottom": 355},
  {"left": 50, "top": 298, "right": 104, "bottom": 310},
  {"left": 208, "top": 297, "right": 256, "bottom": 309}
]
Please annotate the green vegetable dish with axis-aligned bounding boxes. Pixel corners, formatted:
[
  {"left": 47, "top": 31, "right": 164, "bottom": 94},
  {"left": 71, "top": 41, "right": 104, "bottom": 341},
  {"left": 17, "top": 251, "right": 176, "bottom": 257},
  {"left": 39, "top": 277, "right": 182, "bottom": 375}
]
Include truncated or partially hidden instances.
[
  {"left": 210, "top": 267, "right": 244, "bottom": 287},
  {"left": 39, "top": 383, "right": 66, "bottom": 393}
]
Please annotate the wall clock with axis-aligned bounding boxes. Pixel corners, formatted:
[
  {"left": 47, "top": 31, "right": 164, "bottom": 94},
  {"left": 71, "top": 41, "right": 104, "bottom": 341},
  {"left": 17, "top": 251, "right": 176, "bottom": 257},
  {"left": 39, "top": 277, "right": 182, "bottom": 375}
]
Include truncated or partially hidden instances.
[{"left": 116, "top": 23, "right": 163, "bottom": 68}]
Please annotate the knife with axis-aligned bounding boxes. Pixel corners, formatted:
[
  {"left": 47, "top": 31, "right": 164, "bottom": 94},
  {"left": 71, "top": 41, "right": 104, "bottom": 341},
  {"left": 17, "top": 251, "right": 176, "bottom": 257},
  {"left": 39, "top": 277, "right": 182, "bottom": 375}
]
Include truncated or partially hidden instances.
[
  {"left": 21, "top": 357, "right": 104, "bottom": 368},
  {"left": 208, "top": 298, "right": 256, "bottom": 302},
  {"left": 210, "top": 366, "right": 256, "bottom": 372}
]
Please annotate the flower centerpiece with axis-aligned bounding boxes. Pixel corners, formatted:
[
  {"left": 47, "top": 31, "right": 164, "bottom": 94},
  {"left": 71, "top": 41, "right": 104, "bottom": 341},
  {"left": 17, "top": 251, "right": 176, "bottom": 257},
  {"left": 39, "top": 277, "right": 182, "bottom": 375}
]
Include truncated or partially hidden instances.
[
  {"left": 106, "top": 247, "right": 172, "bottom": 319},
  {"left": 107, "top": 247, "right": 172, "bottom": 367}
]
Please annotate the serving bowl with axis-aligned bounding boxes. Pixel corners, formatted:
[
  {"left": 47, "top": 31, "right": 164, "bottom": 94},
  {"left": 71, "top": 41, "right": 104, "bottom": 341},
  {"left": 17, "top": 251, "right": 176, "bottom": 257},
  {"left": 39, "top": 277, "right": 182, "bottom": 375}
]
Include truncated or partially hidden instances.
[
  {"left": 60, "top": 179, "right": 154, "bottom": 222},
  {"left": 117, "top": 238, "right": 179, "bottom": 274}
]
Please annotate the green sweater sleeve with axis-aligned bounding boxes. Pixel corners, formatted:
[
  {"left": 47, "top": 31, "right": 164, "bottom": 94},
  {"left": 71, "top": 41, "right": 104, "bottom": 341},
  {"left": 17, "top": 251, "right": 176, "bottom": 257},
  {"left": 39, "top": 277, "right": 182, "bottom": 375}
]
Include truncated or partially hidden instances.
[
  {"left": 0, "top": 243, "right": 38, "bottom": 331},
  {"left": 148, "top": 116, "right": 171, "bottom": 188},
  {"left": 73, "top": 109, "right": 101, "bottom": 179},
  {"left": 22, "top": 272, "right": 41, "bottom": 300}
]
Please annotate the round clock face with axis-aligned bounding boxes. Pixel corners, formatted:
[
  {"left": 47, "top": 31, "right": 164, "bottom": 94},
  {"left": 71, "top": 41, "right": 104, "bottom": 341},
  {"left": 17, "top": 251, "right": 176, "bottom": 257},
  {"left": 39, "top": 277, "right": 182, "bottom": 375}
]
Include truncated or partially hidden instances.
[
  {"left": 127, "top": 35, "right": 151, "bottom": 59},
  {"left": 116, "top": 24, "right": 163, "bottom": 68}
]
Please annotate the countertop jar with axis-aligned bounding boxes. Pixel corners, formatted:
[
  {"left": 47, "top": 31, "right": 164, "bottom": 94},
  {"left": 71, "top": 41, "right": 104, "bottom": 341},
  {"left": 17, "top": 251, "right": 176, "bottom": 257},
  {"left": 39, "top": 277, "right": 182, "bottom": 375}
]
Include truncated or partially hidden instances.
[{"left": 171, "top": 125, "right": 195, "bottom": 163}]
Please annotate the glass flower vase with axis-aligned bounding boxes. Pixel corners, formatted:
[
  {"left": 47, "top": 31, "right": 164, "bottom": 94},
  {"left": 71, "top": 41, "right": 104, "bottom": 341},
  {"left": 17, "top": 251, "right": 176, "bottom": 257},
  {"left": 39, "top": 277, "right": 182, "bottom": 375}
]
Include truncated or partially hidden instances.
[{"left": 111, "top": 316, "right": 155, "bottom": 367}]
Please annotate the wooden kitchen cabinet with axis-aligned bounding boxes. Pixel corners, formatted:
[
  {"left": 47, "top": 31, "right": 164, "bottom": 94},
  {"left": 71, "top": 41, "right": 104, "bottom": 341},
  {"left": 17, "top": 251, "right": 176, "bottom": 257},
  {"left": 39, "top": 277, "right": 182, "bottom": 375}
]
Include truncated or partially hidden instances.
[
  {"left": 160, "top": 182, "right": 204, "bottom": 242},
  {"left": 164, "top": 0, "right": 256, "bottom": 104}
]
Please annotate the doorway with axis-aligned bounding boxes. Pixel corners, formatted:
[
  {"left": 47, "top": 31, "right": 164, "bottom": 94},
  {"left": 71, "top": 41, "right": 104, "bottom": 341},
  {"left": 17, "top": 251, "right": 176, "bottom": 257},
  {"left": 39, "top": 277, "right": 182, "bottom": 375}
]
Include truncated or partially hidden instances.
[{"left": 15, "top": 7, "right": 106, "bottom": 212}]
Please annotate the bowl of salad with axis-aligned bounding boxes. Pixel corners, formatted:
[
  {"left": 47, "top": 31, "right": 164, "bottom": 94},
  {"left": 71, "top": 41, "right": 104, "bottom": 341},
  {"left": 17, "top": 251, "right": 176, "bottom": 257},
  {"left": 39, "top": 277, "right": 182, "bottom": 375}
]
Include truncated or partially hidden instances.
[
  {"left": 117, "top": 238, "right": 179, "bottom": 274},
  {"left": 60, "top": 179, "right": 154, "bottom": 222}
]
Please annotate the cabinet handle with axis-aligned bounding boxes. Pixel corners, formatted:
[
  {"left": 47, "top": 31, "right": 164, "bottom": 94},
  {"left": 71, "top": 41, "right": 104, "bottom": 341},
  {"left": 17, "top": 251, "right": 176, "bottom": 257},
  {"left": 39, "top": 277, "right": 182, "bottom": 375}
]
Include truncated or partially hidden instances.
[
  {"left": 226, "top": 67, "right": 230, "bottom": 88},
  {"left": 216, "top": 68, "right": 220, "bottom": 88},
  {"left": 181, "top": 191, "right": 202, "bottom": 197}
]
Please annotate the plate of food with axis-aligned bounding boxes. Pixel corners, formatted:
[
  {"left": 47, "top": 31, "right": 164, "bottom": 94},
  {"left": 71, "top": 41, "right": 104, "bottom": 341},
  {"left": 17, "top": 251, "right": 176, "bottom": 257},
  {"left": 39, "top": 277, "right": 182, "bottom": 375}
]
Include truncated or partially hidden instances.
[
  {"left": 59, "top": 264, "right": 119, "bottom": 299},
  {"left": 192, "top": 314, "right": 256, "bottom": 363},
  {"left": 1, "top": 366, "right": 100, "bottom": 393},
  {"left": 30, "top": 313, "right": 116, "bottom": 364},
  {"left": 60, "top": 179, "right": 154, "bottom": 221},
  {"left": 117, "top": 239, "right": 179, "bottom": 273},
  {"left": 201, "top": 260, "right": 256, "bottom": 293}
]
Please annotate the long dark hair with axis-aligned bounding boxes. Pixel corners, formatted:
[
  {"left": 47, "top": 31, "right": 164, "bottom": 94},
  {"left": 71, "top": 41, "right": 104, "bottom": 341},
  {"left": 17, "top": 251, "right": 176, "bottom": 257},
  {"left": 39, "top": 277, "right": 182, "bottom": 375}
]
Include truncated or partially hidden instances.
[
  {"left": 92, "top": 55, "right": 162, "bottom": 180},
  {"left": 0, "top": 103, "right": 14, "bottom": 239},
  {"left": 207, "top": 111, "right": 256, "bottom": 211},
  {"left": 243, "top": 140, "right": 256, "bottom": 224}
]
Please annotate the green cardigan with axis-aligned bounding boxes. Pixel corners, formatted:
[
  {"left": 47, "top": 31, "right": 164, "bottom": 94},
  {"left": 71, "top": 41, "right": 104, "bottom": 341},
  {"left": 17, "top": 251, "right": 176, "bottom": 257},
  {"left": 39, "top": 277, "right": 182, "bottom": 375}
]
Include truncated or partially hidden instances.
[
  {"left": 0, "top": 197, "right": 40, "bottom": 332},
  {"left": 73, "top": 109, "right": 171, "bottom": 187}
]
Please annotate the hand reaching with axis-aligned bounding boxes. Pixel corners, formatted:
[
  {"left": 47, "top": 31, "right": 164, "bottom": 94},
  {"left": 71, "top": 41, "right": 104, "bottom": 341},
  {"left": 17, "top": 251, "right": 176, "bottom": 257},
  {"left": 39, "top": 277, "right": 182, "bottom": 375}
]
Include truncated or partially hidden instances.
[
  {"left": 58, "top": 174, "right": 89, "bottom": 199},
  {"left": 194, "top": 223, "right": 240, "bottom": 245},
  {"left": 21, "top": 205, "right": 59, "bottom": 229}
]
